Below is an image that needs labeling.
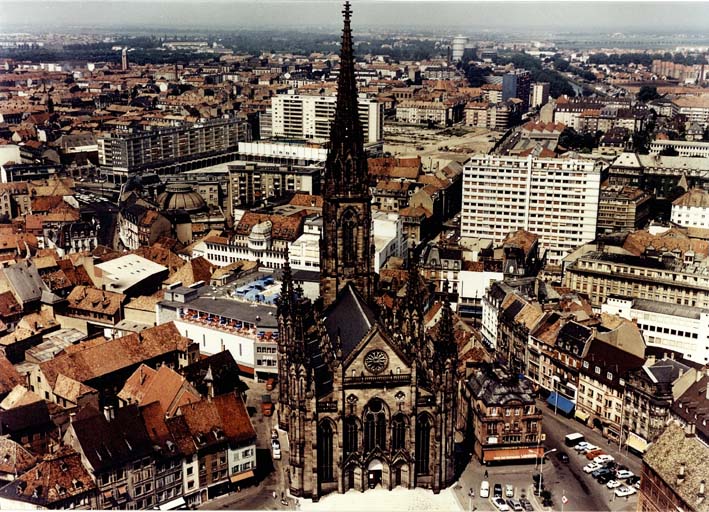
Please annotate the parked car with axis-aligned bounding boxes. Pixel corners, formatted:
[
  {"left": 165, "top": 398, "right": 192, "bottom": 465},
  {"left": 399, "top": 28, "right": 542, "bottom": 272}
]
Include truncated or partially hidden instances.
[
  {"left": 597, "top": 474, "right": 613, "bottom": 485},
  {"left": 592, "top": 468, "right": 612, "bottom": 479},
  {"left": 574, "top": 441, "right": 591, "bottom": 452},
  {"left": 579, "top": 443, "right": 598, "bottom": 454},
  {"left": 494, "top": 483, "right": 503, "bottom": 498},
  {"left": 626, "top": 475, "right": 641, "bottom": 485},
  {"left": 557, "top": 452, "right": 570, "bottom": 463},
  {"left": 615, "top": 470, "right": 634, "bottom": 480},
  {"left": 261, "top": 394, "right": 274, "bottom": 416},
  {"left": 272, "top": 439, "right": 281, "bottom": 460},
  {"left": 480, "top": 481, "right": 490, "bottom": 498},
  {"left": 266, "top": 377, "right": 275, "bottom": 391},
  {"left": 507, "top": 499, "right": 523, "bottom": 512},
  {"left": 271, "top": 429, "right": 279, "bottom": 440},
  {"left": 519, "top": 498, "right": 534, "bottom": 512},
  {"left": 505, "top": 484, "right": 514, "bottom": 498},
  {"left": 583, "top": 462, "right": 603, "bottom": 473},
  {"left": 615, "top": 486, "right": 637, "bottom": 497},
  {"left": 594, "top": 454, "right": 614, "bottom": 464},
  {"left": 633, "top": 481, "right": 641, "bottom": 490},
  {"left": 607, "top": 480, "right": 622, "bottom": 489},
  {"left": 586, "top": 449, "right": 605, "bottom": 460},
  {"left": 492, "top": 497, "right": 510, "bottom": 511}
]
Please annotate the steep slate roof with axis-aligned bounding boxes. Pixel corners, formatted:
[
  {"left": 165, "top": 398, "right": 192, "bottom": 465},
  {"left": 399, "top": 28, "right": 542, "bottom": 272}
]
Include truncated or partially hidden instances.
[
  {"left": 71, "top": 404, "right": 153, "bottom": 473},
  {"left": 3, "top": 261, "right": 44, "bottom": 304},
  {"left": 180, "top": 351, "right": 244, "bottom": 397},
  {"left": 324, "top": 283, "right": 377, "bottom": 358}
]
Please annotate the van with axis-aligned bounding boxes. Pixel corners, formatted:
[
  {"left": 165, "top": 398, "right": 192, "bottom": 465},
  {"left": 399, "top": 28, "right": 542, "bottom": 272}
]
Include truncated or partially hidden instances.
[
  {"left": 480, "top": 480, "right": 490, "bottom": 498},
  {"left": 565, "top": 432, "right": 585, "bottom": 447}
]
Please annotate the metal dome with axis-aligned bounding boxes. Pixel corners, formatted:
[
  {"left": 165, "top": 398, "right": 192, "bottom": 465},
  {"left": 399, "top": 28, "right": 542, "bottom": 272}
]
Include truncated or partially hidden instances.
[{"left": 157, "top": 183, "right": 207, "bottom": 212}]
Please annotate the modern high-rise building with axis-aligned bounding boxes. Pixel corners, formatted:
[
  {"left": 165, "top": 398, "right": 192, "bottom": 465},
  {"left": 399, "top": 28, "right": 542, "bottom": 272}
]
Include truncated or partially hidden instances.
[
  {"left": 501, "top": 70, "right": 532, "bottom": 111},
  {"left": 451, "top": 35, "right": 468, "bottom": 62},
  {"left": 98, "top": 118, "right": 251, "bottom": 183},
  {"left": 270, "top": 93, "right": 383, "bottom": 144},
  {"left": 121, "top": 48, "right": 128, "bottom": 71},
  {"left": 530, "top": 82, "right": 550, "bottom": 109},
  {"left": 461, "top": 154, "right": 603, "bottom": 265}
]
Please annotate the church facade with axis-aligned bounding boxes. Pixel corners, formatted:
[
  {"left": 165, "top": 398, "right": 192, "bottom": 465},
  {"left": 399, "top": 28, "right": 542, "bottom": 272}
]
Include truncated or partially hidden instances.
[{"left": 276, "top": 2, "right": 460, "bottom": 500}]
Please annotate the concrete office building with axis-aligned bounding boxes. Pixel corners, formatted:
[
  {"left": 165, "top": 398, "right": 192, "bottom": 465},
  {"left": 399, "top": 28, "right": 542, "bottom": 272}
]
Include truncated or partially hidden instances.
[
  {"left": 602, "top": 296, "right": 709, "bottom": 364},
  {"left": 461, "top": 154, "right": 603, "bottom": 265},
  {"left": 98, "top": 118, "right": 251, "bottom": 183},
  {"left": 270, "top": 93, "right": 383, "bottom": 144}
]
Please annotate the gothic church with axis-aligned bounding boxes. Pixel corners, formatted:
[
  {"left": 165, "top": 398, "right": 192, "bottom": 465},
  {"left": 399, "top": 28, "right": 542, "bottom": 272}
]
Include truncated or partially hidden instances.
[{"left": 276, "top": 2, "right": 459, "bottom": 500}]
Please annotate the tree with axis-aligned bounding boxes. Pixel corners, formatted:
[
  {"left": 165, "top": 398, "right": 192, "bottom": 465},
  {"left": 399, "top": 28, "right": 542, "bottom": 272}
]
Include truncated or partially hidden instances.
[{"left": 637, "top": 86, "right": 660, "bottom": 103}]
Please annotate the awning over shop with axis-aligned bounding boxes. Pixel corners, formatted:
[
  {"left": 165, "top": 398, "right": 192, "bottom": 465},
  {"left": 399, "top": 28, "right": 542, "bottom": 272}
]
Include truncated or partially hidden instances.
[
  {"left": 229, "top": 470, "right": 255, "bottom": 484},
  {"left": 574, "top": 410, "right": 590, "bottom": 422},
  {"left": 547, "top": 392, "right": 575, "bottom": 415},
  {"left": 626, "top": 433, "right": 649, "bottom": 454},
  {"left": 483, "top": 447, "right": 543, "bottom": 462},
  {"left": 159, "top": 497, "right": 186, "bottom": 510}
]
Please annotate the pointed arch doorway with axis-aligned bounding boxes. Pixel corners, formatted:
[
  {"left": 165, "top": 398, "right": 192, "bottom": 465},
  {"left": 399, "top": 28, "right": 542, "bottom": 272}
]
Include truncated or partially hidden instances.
[{"left": 367, "top": 458, "right": 383, "bottom": 489}]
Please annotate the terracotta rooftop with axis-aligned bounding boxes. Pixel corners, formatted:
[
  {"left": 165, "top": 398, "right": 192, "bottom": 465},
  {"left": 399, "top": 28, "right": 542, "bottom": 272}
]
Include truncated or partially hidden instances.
[
  {"left": 235, "top": 212, "right": 304, "bottom": 242},
  {"left": 65, "top": 286, "right": 125, "bottom": 316},
  {"left": 39, "top": 322, "right": 191, "bottom": 389},
  {"left": 118, "top": 364, "right": 200, "bottom": 416}
]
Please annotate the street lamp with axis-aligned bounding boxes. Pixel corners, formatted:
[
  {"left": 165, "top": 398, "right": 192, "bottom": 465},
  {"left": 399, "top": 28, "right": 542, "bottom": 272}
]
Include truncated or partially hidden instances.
[{"left": 538, "top": 448, "right": 557, "bottom": 496}]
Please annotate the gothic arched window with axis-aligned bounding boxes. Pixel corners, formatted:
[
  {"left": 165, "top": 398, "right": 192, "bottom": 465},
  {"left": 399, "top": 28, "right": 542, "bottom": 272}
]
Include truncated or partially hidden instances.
[
  {"left": 364, "top": 399, "right": 386, "bottom": 453},
  {"left": 344, "top": 416, "right": 359, "bottom": 456},
  {"left": 317, "top": 421, "right": 334, "bottom": 482},
  {"left": 415, "top": 414, "right": 431, "bottom": 475},
  {"left": 392, "top": 414, "right": 406, "bottom": 451},
  {"left": 341, "top": 209, "right": 358, "bottom": 265}
]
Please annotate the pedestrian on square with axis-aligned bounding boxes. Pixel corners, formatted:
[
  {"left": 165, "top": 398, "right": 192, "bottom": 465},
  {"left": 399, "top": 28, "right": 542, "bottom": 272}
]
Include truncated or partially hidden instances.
[{"left": 484, "top": 470, "right": 488, "bottom": 479}]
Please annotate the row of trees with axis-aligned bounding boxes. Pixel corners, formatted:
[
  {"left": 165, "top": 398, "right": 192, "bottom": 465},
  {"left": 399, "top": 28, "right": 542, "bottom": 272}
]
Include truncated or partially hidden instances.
[{"left": 588, "top": 52, "right": 707, "bottom": 67}]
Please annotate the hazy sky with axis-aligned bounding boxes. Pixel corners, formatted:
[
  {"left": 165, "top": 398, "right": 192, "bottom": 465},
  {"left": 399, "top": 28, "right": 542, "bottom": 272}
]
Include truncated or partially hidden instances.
[{"left": 1, "top": 1, "right": 708, "bottom": 33}]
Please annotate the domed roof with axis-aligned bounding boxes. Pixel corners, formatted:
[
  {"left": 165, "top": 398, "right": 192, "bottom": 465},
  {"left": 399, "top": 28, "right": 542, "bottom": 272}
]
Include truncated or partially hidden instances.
[{"left": 157, "top": 183, "right": 207, "bottom": 213}]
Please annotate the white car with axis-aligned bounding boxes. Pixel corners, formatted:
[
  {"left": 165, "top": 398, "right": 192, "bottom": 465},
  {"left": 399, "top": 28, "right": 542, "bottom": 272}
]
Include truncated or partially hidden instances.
[
  {"left": 579, "top": 444, "right": 598, "bottom": 454},
  {"left": 480, "top": 480, "right": 490, "bottom": 499},
  {"left": 272, "top": 439, "right": 281, "bottom": 460},
  {"left": 584, "top": 462, "right": 602, "bottom": 473},
  {"left": 616, "top": 470, "right": 634, "bottom": 480},
  {"left": 593, "top": 454, "right": 614, "bottom": 464},
  {"left": 615, "top": 486, "right": 637, "bottom": 498},
  {"left": 492, "top": 497, "right": 510, "bottom": 511},
  {"left": 606, "top": 480, "right": 622, "bottom": 489},
  {"left": 505, "top": 485, "right": 514, "bottom": 498},
  {"left": 574, "top": 442, "right": 591, "bottom": 452}
]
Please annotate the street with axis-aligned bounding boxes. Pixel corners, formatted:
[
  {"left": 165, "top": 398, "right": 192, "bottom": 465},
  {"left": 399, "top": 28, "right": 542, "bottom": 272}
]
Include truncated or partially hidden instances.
[
  {"left": 199, "top": 379, "right": 293, "bottom": 510},
  {"left": 451, "top": 399, "right": 642, "bottom": 512}
]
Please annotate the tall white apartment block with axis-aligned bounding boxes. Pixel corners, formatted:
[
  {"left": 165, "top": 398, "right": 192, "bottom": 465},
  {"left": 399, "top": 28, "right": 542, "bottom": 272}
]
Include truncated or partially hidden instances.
[
  {"left": 271, "top": 93, "right": 383, "bottom": 144},
  {"left": 461, "top": 154, "right": 603, "bottom": 265},
  {"left": 531, "top": 82, "right": 550, "bottom": 109}
]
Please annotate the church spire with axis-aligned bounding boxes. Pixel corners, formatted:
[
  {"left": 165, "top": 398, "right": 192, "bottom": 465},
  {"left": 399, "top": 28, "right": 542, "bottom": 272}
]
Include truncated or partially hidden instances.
[
  {"left": 278, "top": 246, "right": 295, "bottom": 319},
  {"left": 319, "top": 2, "right": 374, "bottom": 308},
  {"left": 323, "top": 0, "right": 368, "bottom": 198}
]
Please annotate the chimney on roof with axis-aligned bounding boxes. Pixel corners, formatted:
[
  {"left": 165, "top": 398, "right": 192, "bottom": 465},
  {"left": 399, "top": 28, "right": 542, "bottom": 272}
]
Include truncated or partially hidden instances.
[
  {"left": 205, "top": 365, "right": 214, "bottom": 401},
  {"left": 677, "top": 462, "right": 686, "bottom": 484},
  {"left": 686, "top": 422, "right": 696, "bottom": 437}
]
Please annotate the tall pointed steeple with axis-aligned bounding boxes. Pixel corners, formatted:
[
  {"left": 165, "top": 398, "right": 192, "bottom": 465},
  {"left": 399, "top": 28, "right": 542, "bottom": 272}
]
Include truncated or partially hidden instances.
[
  {"left": 323, "top": 1, "right": 368, "bottom": 198},
  {"left": 319, "top": 1, "right": 374, "bottom": 308}
]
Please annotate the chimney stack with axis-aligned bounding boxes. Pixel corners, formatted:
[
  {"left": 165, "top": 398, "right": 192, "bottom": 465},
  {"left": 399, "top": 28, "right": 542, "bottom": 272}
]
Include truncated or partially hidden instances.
[
  {"left": 699, "top": 480, "right": 706, "bottom": 499},
  {"left": 677, "top": 462, "right": 686, "bottom": 484},
  {"left": 103, "top": 406, "right": 111, "bottom": 422}
]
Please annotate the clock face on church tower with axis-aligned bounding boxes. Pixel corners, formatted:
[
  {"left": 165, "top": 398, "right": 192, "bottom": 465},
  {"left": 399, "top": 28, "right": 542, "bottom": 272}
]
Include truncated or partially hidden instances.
[{"left": 364, "top": 349, "right": 389, "bottom": 374}]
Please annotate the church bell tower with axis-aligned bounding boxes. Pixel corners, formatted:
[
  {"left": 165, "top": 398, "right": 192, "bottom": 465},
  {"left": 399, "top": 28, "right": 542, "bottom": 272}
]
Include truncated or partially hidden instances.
[{"left": 319, "top": 1, "right": 374, "bottom": 309}]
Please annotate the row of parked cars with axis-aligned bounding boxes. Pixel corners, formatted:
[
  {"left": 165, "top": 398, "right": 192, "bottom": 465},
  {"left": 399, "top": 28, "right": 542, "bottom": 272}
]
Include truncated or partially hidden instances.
[
  {"left": 480, "top": 482, "right": 534, "bottom": 512},
  {"left": 574, "top": 441, "right": 639, "bottom": 498}
]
